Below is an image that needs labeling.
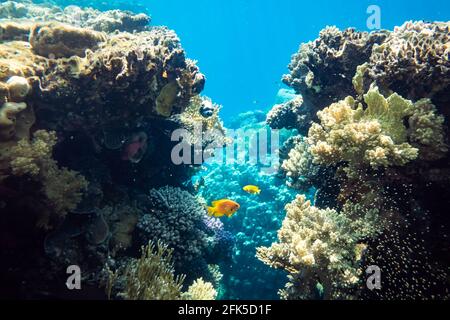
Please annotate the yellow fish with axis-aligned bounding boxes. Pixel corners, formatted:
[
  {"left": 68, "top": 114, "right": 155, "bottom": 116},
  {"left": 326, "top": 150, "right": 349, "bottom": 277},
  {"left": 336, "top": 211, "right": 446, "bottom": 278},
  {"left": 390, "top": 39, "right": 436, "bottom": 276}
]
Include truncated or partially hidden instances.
[
  {"left": 243, "top": 185, "right": 261, "bottom": 195},
  {"left": 207, "top": 199, "right": 240, "bottom": 218}
]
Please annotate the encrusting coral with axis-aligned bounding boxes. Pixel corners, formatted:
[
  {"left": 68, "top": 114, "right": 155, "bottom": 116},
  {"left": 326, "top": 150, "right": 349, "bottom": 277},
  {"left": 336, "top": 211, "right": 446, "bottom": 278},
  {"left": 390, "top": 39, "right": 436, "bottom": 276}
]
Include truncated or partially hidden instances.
[
  {"left": 357, "top": 21, "right": 450, "bottom": 104},
  {"left": 257, "top": 195, "right": 379, "bottom": 300}
]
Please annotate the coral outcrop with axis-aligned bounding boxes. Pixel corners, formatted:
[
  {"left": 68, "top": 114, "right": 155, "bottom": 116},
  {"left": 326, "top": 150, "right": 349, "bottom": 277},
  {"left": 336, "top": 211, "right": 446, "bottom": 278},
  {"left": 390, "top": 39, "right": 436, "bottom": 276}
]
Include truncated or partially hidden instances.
[
  {"left": 264, "top": 21, "right": 450, "bottom": 300},
  {"left": 30, "top": 22, "right": 106, "bottom": 58},
  {"left": 257, "top": 195, "right": 379, "bottom": 299},
  {"left": 283, "top": 26, "right": 388, "bottom": 114}
]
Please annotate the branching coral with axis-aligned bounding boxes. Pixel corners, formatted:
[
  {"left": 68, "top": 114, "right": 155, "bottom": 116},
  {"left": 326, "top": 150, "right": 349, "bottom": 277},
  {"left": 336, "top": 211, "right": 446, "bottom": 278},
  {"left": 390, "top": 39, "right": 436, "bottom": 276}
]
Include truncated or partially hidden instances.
[
  {"left": 9, "top": 130, "right": 87, "bottom": 225},
  {"left": 117, "top": 241, "right": 186, "bottom": 300},
  {"left": 307, "top": 86, "right": 419, "bottom": 169},
  {"left": 136, "top": 186, "right": 210, "bottom": 272},
  {"left": 408, "top": 99, "right": 448, "bottom": 161},
  {"left": 107, "top": 241, "right": 217, "bottom": 300},
  {"left": 182, "top": 278, "right": 218, "bottom": 300},
  {"left": 281, "top": 137, "right": 319, "bottom": 191},
  {"left": 256, "top": 195, "right": 379, "bottom": 300}
]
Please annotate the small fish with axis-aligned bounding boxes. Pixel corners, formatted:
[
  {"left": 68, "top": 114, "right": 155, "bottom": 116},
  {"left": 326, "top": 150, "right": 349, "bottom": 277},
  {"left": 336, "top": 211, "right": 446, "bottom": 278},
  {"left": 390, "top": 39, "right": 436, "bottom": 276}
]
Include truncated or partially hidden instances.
[
  {"left": 243, "top": 185, "right": 261, "bottom": 195},
  {"left": 162, "top": 70, "right": 168, "bottom": 79},
  {"left": 207, "top": 199, "right": 240, "bottom": 218}
]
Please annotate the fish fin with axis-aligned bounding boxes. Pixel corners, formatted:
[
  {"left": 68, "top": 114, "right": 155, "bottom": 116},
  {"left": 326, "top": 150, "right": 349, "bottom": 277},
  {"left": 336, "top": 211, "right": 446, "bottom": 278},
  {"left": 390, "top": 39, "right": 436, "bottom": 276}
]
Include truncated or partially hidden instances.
[{"left": 211, "top": 200, "right": 221, "bottom": 206}]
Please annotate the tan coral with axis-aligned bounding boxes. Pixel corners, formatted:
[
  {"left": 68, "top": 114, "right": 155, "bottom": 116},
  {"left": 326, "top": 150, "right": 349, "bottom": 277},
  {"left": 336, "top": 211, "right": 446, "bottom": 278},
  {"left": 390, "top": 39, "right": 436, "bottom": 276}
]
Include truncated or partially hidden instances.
[
  {"left": 256, "top": 195, "right": 379, "bottom": 300},
  {"left": 30, "top": 22, "right": 106, "bottom": 58},
  {"left": 0, "top": 101, "right": 27, "bottom": 141},
  {"left": 8, "top": 130, "right": 87, "bottom": 225},
  {"left": 307, "top": 87, "right": 419, "bottom": 169},
  {"left": 182, "top": 278, "right": 217, "bottom": 300}
]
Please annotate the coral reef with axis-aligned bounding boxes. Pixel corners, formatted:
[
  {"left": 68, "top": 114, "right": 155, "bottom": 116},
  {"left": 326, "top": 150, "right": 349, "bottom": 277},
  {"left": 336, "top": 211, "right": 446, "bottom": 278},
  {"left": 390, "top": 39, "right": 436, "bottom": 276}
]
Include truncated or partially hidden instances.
[
  {"left": 264, "top": 21, "right": 450, "bottom": 300},
  {"left": 0, "top": 0, "right": 219, "bottom": 300},
  {"left": 194, "top": 112, "right": 299, "bottom": 299},
  {"left": 0, "top": 1, "right": 151, "bottom": 33},
  {"left": 257, "top": 195, "right": 379, "bottom": 299}
]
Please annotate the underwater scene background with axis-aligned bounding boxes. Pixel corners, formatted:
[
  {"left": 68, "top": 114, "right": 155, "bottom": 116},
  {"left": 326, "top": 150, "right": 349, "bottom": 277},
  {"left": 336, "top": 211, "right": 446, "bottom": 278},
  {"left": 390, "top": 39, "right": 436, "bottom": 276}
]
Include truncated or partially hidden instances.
[{"left": 0, "top": 0, "right": 449, "bottom": 300}]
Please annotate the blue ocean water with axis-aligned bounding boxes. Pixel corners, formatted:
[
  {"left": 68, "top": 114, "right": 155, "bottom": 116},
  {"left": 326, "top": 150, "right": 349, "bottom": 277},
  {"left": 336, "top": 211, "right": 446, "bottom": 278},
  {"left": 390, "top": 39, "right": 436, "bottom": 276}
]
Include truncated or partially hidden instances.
[{"left": 146, "top": 0, "right": 450, "bottom": 122}]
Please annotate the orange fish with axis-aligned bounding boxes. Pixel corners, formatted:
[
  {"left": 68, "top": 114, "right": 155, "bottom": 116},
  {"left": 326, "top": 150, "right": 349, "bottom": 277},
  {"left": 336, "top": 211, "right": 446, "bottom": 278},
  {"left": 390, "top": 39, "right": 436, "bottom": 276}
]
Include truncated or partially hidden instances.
[{"left": 207, "top": 199, "right": 240, "bottom": 218}]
